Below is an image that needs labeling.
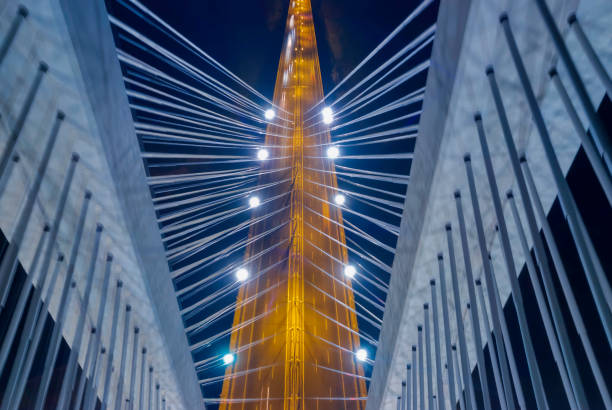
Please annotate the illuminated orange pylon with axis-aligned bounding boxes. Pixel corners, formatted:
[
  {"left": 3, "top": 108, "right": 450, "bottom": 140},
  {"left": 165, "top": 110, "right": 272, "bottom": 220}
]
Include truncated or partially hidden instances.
[{"left": 220, "top": 1, "right": 366, "bottom": 408}]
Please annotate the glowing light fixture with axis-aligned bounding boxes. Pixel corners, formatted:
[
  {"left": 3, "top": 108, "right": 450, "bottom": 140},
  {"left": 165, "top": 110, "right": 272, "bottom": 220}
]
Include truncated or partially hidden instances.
[
  {"left": 249, "top": 196, "right": 261, "bottom": 208},
  {"left": 334, "top": 193, "right": 345, "bottom": 206},
  {"left": 223, "top": 353, "right": 235, "bottom": 365},
  {"left": 326, "top": 146, "right": 340, "bottom": 159},
  {"left": 257, "top": 148, "right": 269, "bottom": 160},
  {"left": 236, "top": 268, "right": 249, "bottom": 282},
  {"left": 344, "top": 264, "right": 356, "bottom": 279},
  {"left": 264, "top": 109, "right": 276, "bottom": 120},
  {"left": 322, "top": 106, "right": 334, "bottom": 124},
  {"left": 355, "top": 348, "right": 368, "bottom": 362}
]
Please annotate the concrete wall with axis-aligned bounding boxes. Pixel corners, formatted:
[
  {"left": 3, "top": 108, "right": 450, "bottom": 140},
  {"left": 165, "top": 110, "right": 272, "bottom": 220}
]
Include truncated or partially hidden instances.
[
  {"left": 367, "top": 0, "right": 611, "bottom": 407},
  {"left": 55, "top": 0, "right": 204, "bottom": 408},
  {"left": 365, "top": 0, "right": 472, "bottom": 407}
]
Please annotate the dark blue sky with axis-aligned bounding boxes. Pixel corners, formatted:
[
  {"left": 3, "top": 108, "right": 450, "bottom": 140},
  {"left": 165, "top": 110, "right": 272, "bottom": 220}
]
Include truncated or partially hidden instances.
[{"left": 110, "top": 0, "right": 419, "bottom": 97}]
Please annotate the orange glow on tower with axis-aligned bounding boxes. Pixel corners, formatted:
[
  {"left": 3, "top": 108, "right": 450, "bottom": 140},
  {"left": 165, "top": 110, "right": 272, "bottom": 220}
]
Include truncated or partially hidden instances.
[{"left": 220, "top": 1, "right": 366, "bottom": 408}]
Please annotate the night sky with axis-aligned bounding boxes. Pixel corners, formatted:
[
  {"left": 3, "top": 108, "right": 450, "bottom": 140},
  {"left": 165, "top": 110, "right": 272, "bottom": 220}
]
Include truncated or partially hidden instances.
[
  {"left": 107, "top": 0, "right": 420, "bottom": 98},
  {"left": 104, "top": 0, "right": 436, "bottom": 403}
]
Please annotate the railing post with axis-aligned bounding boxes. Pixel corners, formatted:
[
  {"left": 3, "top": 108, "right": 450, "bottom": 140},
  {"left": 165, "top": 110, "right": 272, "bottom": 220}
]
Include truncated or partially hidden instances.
[
  {"left": 429, "top": 281, "right": 445, "bottom": 410},
  {"left": 436, "top": 255, "right": 457, "bottom": 409},
  {"left": 474, "top": 279, "right": 507, "bottom": 410},
  {"left": 445, "top": 224, "right": 476, "bottom": 410},
  {"left": 127, "top": 327, "right": 141, "bottom": 410},
  {"left": 75, "top": 253, "right": 114, "bottom": 410},
  {"left": 56, "top": 223, "right": 104, "bottom": 410},
  {"left": 406, "top": 364, "right": 411, "bottom": 410},
  {"left": 423, "top": 304, "right": 434, "bottom": 410},
  {"left": 463, "top": 154, "right": 516, "bottom": 409},
  {"left": 0, "top": 5, "right": 28, "bottom": 66},
  {"left": 113, "top": 306, "right": 133, "bottom": 410},
  {"left": 452, "top": 345, "right": 467, "bottom": 410},
  {"left": 148, "top": 366, "right": 154, "bottom": 410},
  {"left": 417, "top": 325, "right": 424, "bottom": 410},
  {"left": 411, "top": 346, "right": 417, "bottom": 410},
  {"left": 139, "top": 347, "right": 147, "bottom": 410},
  {"left": 454, "top": 191, "right": 493, "bottom": 410}
]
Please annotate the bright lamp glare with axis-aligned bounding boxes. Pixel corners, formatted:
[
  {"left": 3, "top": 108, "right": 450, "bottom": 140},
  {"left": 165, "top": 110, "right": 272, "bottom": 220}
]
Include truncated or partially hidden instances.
[
  {"left": 356, "top": 348, "right": 367, "bottom": 362},
  {"left": 249, "top": 196, "right": 261, "bottom": 208},
  {"left": 322, "top": 107, "right": 333, "bottom": 124},
  {"left": 257, "top": 148, "right": 269, "bottom": 160},
  {"left": 334, "top": 194, "right": 345, "bottom": 206},
  {"left": 264, "top": 109, "right": 276, "bottom": 120},
  {"left": 344, "top": 265, "right": 356, "bottom": 278},
  {"left": 236, "top": 268, "right": 249, "bottom": 282},
  {"left": 223, "top": 353, "right": 235, "bottom": 365},
  {"left": 326, "top": 146, "right": 340, "bottom": 159}
]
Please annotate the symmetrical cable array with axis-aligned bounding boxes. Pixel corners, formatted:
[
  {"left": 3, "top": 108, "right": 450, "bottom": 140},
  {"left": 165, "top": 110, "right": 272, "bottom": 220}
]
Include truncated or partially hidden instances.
[{"left": 108, "top": 0, "right": 438, "bottom": 405}]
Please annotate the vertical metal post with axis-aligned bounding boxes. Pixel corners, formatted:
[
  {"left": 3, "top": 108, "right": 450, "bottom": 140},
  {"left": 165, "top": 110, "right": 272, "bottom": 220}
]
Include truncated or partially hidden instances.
[
  {"left": 0, "top": 111, "right": 64, "bottom": 308},
  {"left": 401, "top": 381, "right": 406, "bottom": 410},
  {"left": 156, "top": 383, "right": 160, "bottom": 410},
  {"left": 128, "top": 327, "right": 141, "bottom": 410},
  {"left": 148, "top": 367, "right": 154, "bottom": 410},
  {"left": 521, "top": 157, "right": 612, "bottom": 406},
  {"left": 56, "top": 224, "right": 104, "bottom": 410},
  {"left": 445, "top": 224, "right": 477, "bottom": 410},
  {"left": 113, "top": 305, "right": 132, "bottom": 410},
  {"left": 0, "top": 153, "right": 20, "bottom": 199},
  {"left": 463, "top": 155, "right": 516, "bottom": 409},
  {"left": 102, "top": 280, "right": 124, "bottom": 409},
  {"left": 501, "top": 14, "right": 612, "bottom": 319},
  {"left": 418, "top": 326, "right": 424, "bottom": 410},
  {"left": 452, "top": 345, "right": 467, "bottom": 410},
  {"left": 406, "top": 364, "right": 411, "bottom": 410},
  {"left": 412, "top": 346, "right": 418, "bottom": 410},
  {"left": 436, "top": 255, "right": 457, "bottom": 409},
  {"left": 0, "top": 5, "right": 28, "bottom": 66},
  {"left": 429, "top": 281, "right": 445, "bottom": 410},
  {"left": 506, "top": 189, "right": 590, "bottom": 409},
  {"left": 162, "top": 396, "right": 166, "bottom": 410},
  {"left": 0, "top": 62, "right": 48, "bottom": 180},
  {"left": 76, "top": 253, "right": 113, "bottom": 410},
  {"left": 28, "top": 191, "right": 92, "bottom": 410},
  {"left": 454, "top": 191, "right": 493, "bottom": 410},
  {"left": 398, "top": 396, "right": 402, "bottom": 410},
  {"left": 488, "top": 250, "right": 531, "bottom": 410},
  {"left": 532, "top": 0, "right": 611, "bottom": 161},
  {"left": 567, "top": 13, "right": 612, "bottom": 96},
  {"left": 87, "top": 346, "right": 107, "bottom": 410},
  {"left": 424, "top": 304, "right": 434, "bottom": 410},
  {"left": 139, "top": 348, "right": 147, "bottom": 410},
  {"left": 28, "top": 224, "right": 49, "bottom": 276},
  {"left": 473, "top": 113, "right": 534, "bottom": 408},
  {"left": 74, "top": 327, "right": 97, "bottom": 409},
  {"left": 549, "top": 68, "right": 612, "bottom": 203},
  {"left": 474, "top": 279, "right": 507, "bottom": 410}
]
